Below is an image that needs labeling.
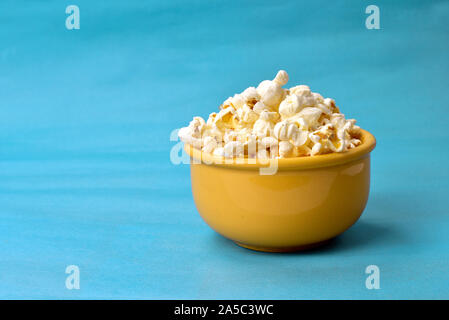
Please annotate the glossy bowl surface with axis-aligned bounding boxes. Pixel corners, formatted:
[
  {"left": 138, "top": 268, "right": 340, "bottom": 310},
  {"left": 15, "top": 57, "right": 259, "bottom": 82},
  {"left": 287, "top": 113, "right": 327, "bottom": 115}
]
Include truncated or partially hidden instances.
[{"left": 185, "top": 129, "right": 376, "bottom": 252}]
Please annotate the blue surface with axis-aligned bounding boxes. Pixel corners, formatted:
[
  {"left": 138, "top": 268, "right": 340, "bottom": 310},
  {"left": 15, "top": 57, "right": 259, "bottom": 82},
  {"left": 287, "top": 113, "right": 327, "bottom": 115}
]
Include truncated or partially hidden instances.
[{"left": 0, "top": 0, "right": 448, "bottom": 299}]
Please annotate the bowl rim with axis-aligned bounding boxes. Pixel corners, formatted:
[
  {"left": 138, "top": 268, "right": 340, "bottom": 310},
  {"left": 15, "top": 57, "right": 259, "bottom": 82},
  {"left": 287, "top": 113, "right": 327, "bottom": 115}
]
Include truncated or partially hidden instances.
[{"left": 184, "top": 129, "right": 376, "bottom": 170}]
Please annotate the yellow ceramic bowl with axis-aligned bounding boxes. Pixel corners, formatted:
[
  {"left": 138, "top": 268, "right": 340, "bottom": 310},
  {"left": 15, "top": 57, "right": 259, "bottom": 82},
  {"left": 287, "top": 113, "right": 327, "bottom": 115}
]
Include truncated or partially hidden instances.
[{"left": 185, "top": 129, "right": 376, "bottom": 252}]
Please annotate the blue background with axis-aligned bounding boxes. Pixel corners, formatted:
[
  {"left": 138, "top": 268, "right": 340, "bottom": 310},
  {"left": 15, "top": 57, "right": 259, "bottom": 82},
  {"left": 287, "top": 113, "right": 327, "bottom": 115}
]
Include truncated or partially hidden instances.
[{"left": 0, "top": 0, "right": 448, "bottom": 299}]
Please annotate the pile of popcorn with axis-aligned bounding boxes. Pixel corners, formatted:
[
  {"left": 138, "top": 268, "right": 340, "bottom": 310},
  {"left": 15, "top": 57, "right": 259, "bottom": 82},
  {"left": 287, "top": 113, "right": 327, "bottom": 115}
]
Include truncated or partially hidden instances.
[{"left": 178, "top": 70, "right": 362, "bottom": 159}]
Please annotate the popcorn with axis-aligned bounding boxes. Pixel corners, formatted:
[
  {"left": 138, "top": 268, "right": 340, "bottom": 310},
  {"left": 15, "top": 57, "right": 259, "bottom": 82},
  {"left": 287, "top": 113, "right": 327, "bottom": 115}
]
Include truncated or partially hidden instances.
[
  {"left": 273, "top": 70, "right": 289, "bottom": 86},
  {"left": 189, "top": 117, "right": 206, "bottom": 137},
  {"left": 202, "top": 124, "right": 223, "bottom": 141},
  {"left": 214, "top": 107, "right": 235, "bottom": 130},
  {"left": 222, "top": 94, "right": 245, "bottom": 110},
  {"left": 273, "top": 120, "right": 298, "bottom": 141},
  {"left": 289, "top": 85, "right": 316, "bottom": 109},
  {"left": 253, "top": 101, "right": 270, "bottom": 114},
  {"left": 241, "top": 87, "right": 260, "bottom": 106},
  {"left": 292, "top": 131, "right": 308, "bottom": 147},
  {"left": 256, "top": 71, "right": 288, "bottom": 110},
  {"left": 279, "top": 141, "right": 294, "bottom": 158},
  {"left": 253, "top": 114, "right": 274, "bottom": 138},
  {"left": 236, "top": 104, "right": 258, "bottom": 124},
  {"left": 259, "top": 110, "right": 279, "bottom": 122},
  {"left": 202, "top": 136, "right": 218, "bottom": 154},
  {"left": 260, "top": 137, "right": 278, "bottom": 149},
  {"left": 178, "top": 126, "right": 200, "bottom": 147},
  {"left": 289, "top": 85, "right": 310, "bottom": 95},
  {"left": 244, "top": 134, "right": 258, "bottom": 158},
  {"left": 257, "top": 148, "right": 270, "bottom": 159},
  {"left": 223, "top": 130, "right": 238, "bottom": 143},
  {"left": 309, "top": 133, "right": 321, "bottom": 144},
  {"left": 179, "top": 70, "right": 363, "bottom": 158},
  {"left": 213, "top": 147, "right": 225, "bottom": 157},
  {"left": 279, "top": 94, "right": 303, "bottom": 119},
  {"left": 311, "top": 142, "right": 322, "bottom": 156},
  {"left": 223, "top": 141, "right": 244, "bottom": 158},
  {"left": 295, "top": 107, "right": 323, "bottom": 129}
]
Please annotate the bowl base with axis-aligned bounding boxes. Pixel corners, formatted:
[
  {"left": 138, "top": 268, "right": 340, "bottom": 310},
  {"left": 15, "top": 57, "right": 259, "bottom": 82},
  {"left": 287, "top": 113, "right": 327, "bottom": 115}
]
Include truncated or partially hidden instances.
[{"left": 234, "top": 239, "right": 333, "bottom": 253}]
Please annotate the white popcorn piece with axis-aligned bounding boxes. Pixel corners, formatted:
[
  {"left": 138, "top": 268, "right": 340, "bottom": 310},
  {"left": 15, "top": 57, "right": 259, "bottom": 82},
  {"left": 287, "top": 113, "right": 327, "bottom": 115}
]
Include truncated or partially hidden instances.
[
  {"left": 206, "top": 112, "right": 217, "bottom": 126},
  {"left": 312, "top": 92, "right": 324, "bottom": 103},
  {"left": 279, "top": 94, "right": 303, "bottom": 119},
  {"left": 236, "top": 104, "right": 258, "bottom": 124},
  {"left": 289, "top": 85, "right": 310, "bottom": 95},
  {"left": 202, "top": 124, "right": 223, "bottom": 141},
  {"left": 222, "top": 94, "right": 245, "bottom": 109},
  {"left": 252, "top": 119, "right": 272, "bottom": 138},
  {"left": 252, "top": 101, "right": 269, "bottom": 114},
  {"left": 245, "top": 134, "right": 258, "bottom": 158},
  {"left": 292, "top": 116, "right": 307, "bottom": 130},
  {"left": 260, "top": 136, "right": 278, "bottom": 149},
  {"left": 213, "top": 147, "right": 225, "bottom": 157},
  {"left": 256, "top": 71, "right": 288, "bottom": 110},
  {"left": 273, "top": 120, "right": 298, "bottom": 141},
  {"left": 223, "top": 141, "right": 244, "bottom": 158},
  {"left": 349, "top": 138, "right": 362, "bottom": 149},
  {"left": 313, "top": 123, "right": 333, "bottom": 137},
  {"left": 236, "top": 127, "right": 253, "bottom": 141},
  {"left": 336, "top": 128, "right": 347, "bottom": 152},
  {"left": 202, "top": 136, "right": 218, "bottom": 154},
  {"left": 241, "top": 87, "right": 260, "bottom": 102},
  {"left": 273, "top": 70, "right": 289, "bottom": 86},
  {"left": 323, "top": 98, "right": 335, "bottom": 108},
  {"left": 257, "top": 148, "right": 270, "bottom": 160},
  {"left": 295, "top": 107, "right": 323, "bottom": 129},
  {"left": 290, "top": 86, "right": 316, "bottom": 108},
  {"left": 259, "top": 110, "right": 279, "bottom": 122},
  {"left": 215, "top": 107, "right": 235, "bottom": 122},
  {"left": 296, "top": 145, "right": 312, "bottom": 156},
  {"left": 223, "top": 130, "right": 238, "bottom": 143},
  {"left": 315, "top": 102, "right": 332, "bottom": 115},
  {"left": 178, "top": 124, "right": 203, "bottom": 148},
  {"left": 311, "top": 142, "right": 322, "bottom": 156},
  {"left": 178, "top": 126, "right": 195, "bottom": 144},
  {"left": 330, "top": 113, "right": 346, "bottom": 129},
  {"left": 309, "top": 133, "right": 321, "bottom": 144},
  {"left": 269, "top": 147, "right": 279, "bottom": 158},
  {"left": 189, "top": 117, "right": 206, "bottom": 137},
  {"left": 292, "top": 129, "right": 308, "bottom": 147},
  {"left": 279, "top": 141, "right": 294, "bottom": 158}
]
